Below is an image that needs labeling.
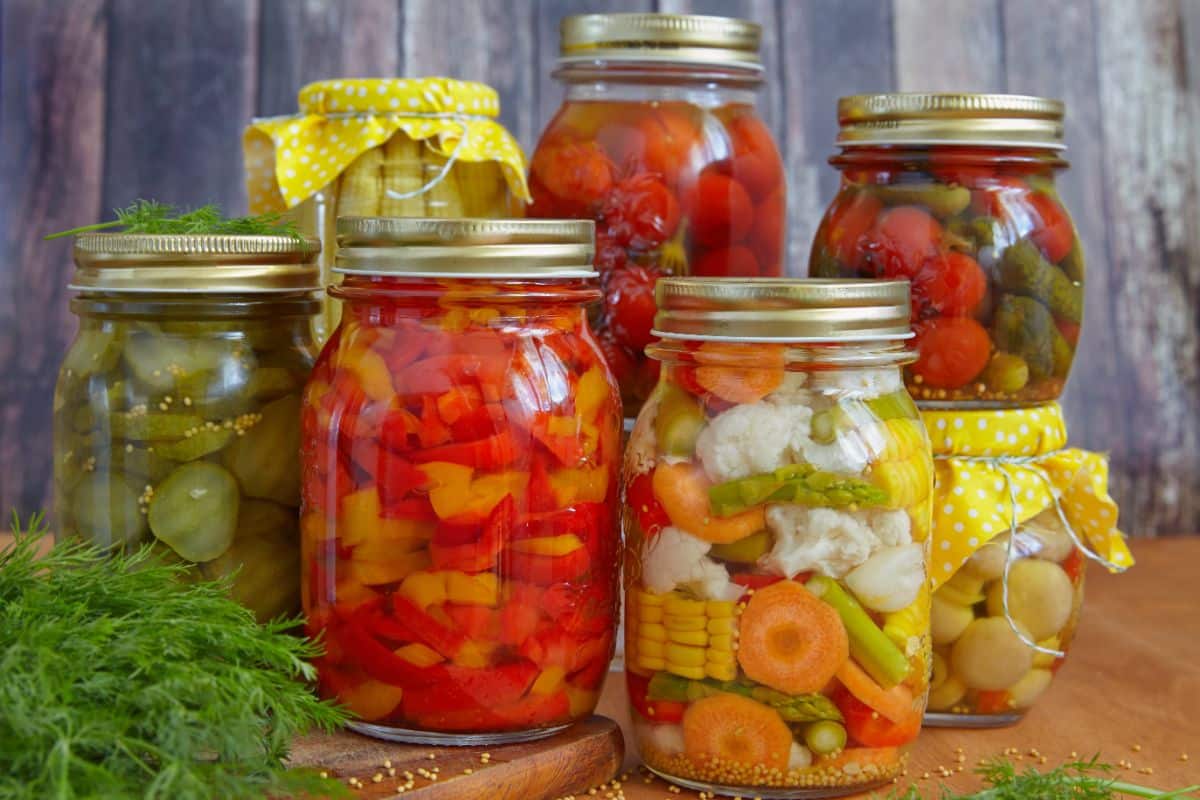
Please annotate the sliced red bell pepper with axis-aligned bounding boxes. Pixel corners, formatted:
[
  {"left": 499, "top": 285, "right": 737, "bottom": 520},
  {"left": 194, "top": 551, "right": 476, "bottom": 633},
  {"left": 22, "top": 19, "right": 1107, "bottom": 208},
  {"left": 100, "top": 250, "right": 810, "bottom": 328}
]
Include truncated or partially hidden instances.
[
  {"left": 835, "top": 687, "right": 922, "bottom": 747},
  {"left": 381, "top": 495, "right": 437, "bottom": 521},
  {"left": 449, "top": 403, "right": 503, "bottom": 440},
  {"left": 568, "top": 652, "right": 610, "bottom": 692},
  {"left": 381, "top": 323, "right": 427, "bottom": 373},
  {"left": 417, "top": 395, "right": 452, "bottom": 447},
  {"left": 398, "top": 354, "right": 507, "bottom": 396},
  {"left": 627, "top": 671, "right": 686, "bottom": 724},
  {"left": 974, "top": 689, "right": 1013, "bottom": 715},
  {"left": 430, "top": 495, "right": 514, "bottom": 573},
  {"left": 436, "top": 385, "right": 484, "bottom": 425},
  {"left": 403, "top": 689, "right": 570, "bottom": 733},
  {"left": 504, "top": 547, "right": 591, "bottom": 585},
  {"left": 626, "top": 471, "right": 670, "bottom": 539},
  {"left": 389, "top": 594, "right": 470, "bottom": 659},
  {"left": 519, "top": 629, "right": 608, "bottom": 673},
  {"left": 731, "top": 572, "right": 787, "bottom": 591},
  {"left": 527, "top": 453, "right": 559, "bottom": 513},
  {"left": 531, "top": 420, "right": 587, "bottom": 467},
  {"left": 335, "top": 618, "right": 441, "bottom": 687},
  {"left": 1061, "top": 548, "right": 1085, "bottom": 583},
  {"left": 444, "top": 603, "right": 498, "bottom": 641},
  {"left": 513, "top": 503, "right": 604, "bottom": 542},
  {"left": 498, "top": 600, "right": 543, "bottom": 646},
  {"left": 379, "top": 405, "right": 419, "bottom": 452},
  {"left": 410, "top": 431, "right": 521, "bottom": 470},
  {"left": 399, "top": 660, "right": 540, "bottom": 717}
]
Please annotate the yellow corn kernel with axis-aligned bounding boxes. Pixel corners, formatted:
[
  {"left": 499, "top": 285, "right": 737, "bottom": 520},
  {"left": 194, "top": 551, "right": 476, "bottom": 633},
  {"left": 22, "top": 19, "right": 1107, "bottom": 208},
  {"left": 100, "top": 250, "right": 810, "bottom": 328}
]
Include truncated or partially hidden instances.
[
  {"left": 705, "top": 662, "right": 738, "bottom": 682},
  {"left": 667, "top": 628, "right": 708, "bottom": 647},
  {"left": 637, "top": 637, "right": 665, "bottom": 658},
  {"left": 665, "top": 663, "right": 707, "bottom": 681},
  {"left": 638, "top": 655, "right": 667, "bottom": 671},
  {"left": 883, "top": 585, "right": 930, "bottom": 651},
  {"left": 707, "top": 618, "right": 735, "bottom": 635},
  {"left": 663, "top": 616, "right": 706, "bottom": 633},
  {"left": 708, "top": 633, "right": 733, "bottom": 652},
  {"left": 705, "top": 649, "right": 735, "bottom": 667},
  {"left": 394, "top": 642, "right": 444, "bottom": 667},
  {"left": 705, "top": 600, "right": 736, "bottom": 619},
  {"left": 508, "top": 533, "right": 584, "bottom": 557},
  {"left": 531, "top": 666, "right": 567, "bottom": 696},
  {"left": 640, "top": 605, "right": 664, "bottom": 623},
  {"left": 664, "top": 594, "right": 707, "bottom": 616},
  {"left": 665, "top": 643, "right": 706, "bottom": 667},
  {"left": 640, "top": 623, "right": 667, "bottom": 642},
  {"left": 638, "top": 589, "right": 666, "bottom": 607},
  {"left": 398, "top": 570, "right": 447, "bottom": 609}
]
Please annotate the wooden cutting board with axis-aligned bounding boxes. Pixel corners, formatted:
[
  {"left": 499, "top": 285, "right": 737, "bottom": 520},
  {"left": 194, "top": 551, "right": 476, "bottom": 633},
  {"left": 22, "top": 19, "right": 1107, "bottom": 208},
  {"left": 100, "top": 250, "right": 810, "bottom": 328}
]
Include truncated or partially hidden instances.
[{"left": 289, "top": 716, "right": 624, "bottom": 800}]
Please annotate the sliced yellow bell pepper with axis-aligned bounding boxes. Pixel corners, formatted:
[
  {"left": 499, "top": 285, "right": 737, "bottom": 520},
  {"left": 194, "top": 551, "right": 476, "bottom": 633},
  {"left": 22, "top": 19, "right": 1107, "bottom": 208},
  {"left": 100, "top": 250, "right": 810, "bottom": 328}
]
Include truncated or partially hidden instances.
[
  {"left": 444, "top": 571, "right": 500, "bottom": 606},
  {"left": 342, "top": 345, "right": 394, "bottom": 402},
  {"left": 549, "top": 466, "right": 609, "bottom": 506},
  {"left": 575, "top": 365, "right": 610, "bottom": 423},
  {"left": 398, "top": 570, "right": 447, "bottom": 609},
  {"left": 395, "top": 642, "right": 445, "bottom": 667},
  {"left": 420, "top": 462, "right": 528, "bottom": 521},
  {"left": 546, "top": 415, "right": 579, "bottom": 438},
  {"left": 339, "top": 486, "right": 434, "bottom": 548},
  {"left": 452, "top": 640, "right": 495, "bottom": 669},
  {"left": 348, "top": 549, "right": 432, "bottom": 586},
  {"left": 301, "top": 512, "right": 333, "bottom": 547},
  {"left": 337, "top": 678, "right": 404, "bottom": 722},
  {"left": 530, "top": 666, "right": 567, "bottom": 696},
  {"left": 509, "top": 533, "right": 585, "bottom": 557}
]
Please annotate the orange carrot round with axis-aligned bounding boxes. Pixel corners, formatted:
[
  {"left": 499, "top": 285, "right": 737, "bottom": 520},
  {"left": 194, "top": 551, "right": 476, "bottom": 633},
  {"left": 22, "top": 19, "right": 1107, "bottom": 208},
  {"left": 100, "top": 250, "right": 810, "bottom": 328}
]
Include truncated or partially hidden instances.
[
  {"left": 737, "top": 580, "right": 849, "bottom": 695},
  {"left": 693, "top": 341, "right": 785, "bottom": 403},
  {"left": 682, "top": 693, "right": 793, "bottom": 771},
  {"left": 651, "top": 462, "right": 765, "bottom": 544}
]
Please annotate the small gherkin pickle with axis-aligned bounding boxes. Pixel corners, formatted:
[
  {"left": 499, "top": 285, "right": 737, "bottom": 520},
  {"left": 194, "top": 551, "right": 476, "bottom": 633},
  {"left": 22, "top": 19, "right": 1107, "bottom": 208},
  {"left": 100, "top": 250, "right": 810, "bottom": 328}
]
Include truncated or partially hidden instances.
[
  {"left": 223, "top": 393, "right": 302, "bottom": 506},
  {"left": 982, "top": 352, "right": 1030, "bottom": 393},
  {"left": 153, "top": 427, "right": 235, "bottom": 461},
  {"left": 61, "top": 328, "right": 124, "bottom": 379},
  {"left": 148, "top": 461, "right": 240, "bottom": 562},
  {"left": 992, "top": 294, "right": 1067, "bottom": 380},
  {"left": 868, "top": 183, "right": 972, "bottom": 218},
  {"left": 201, "top": 499, "right": 301, "bottom": 622},
  {"left": 946, "top": 215, "right": 999, "bottom": 249},
  {"left": 998, "top": 239, "right": 1083, "bottom": 323}
]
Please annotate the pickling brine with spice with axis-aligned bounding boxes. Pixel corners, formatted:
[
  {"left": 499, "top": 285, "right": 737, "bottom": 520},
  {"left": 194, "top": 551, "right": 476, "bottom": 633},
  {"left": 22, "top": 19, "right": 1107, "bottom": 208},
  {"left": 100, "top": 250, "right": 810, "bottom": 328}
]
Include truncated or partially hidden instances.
[
  {"left": 530, "top": 13, "right": 786, "bottom": 412},
  {"left": 623, "top": 279, "right": 932, "bottom": 797},
  {"left": 301, "top": 219, "right": 621, "bottom": 743},
  {"left": 809, "top": 94, "right": 1084, "bottom": 407},
  {"left": 53, "top": 232, "right": 321, "bottom": 622}
]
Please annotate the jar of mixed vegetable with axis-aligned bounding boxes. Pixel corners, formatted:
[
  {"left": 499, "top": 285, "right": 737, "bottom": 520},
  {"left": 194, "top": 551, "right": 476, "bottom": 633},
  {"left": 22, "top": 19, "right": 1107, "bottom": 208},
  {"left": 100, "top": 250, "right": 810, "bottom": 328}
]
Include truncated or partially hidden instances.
[
  {"left": 530, "top": 13, "right": 786, "bottom": 413},
  {"left": 53, "top": 233, "right": 321, "bottom": 622},
  {"left": 624, "top": 278, "right": 932, "bottom": 797},
  {"left": 809, "top": 94, "right": 1083, "bottom": 406},
  {"left": 302, "top": 218, "right": 622, "bottom": 743}
]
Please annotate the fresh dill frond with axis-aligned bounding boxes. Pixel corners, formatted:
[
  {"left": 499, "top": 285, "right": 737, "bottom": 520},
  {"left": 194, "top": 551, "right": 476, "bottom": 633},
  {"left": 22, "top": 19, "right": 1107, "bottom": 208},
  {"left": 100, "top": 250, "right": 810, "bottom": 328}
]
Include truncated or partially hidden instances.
[
  {"left": 0, "top": 515, "right": 348, "bottom": 800},
  {"left": 45, "top": 199, "right": 304, "bottom": 241}
]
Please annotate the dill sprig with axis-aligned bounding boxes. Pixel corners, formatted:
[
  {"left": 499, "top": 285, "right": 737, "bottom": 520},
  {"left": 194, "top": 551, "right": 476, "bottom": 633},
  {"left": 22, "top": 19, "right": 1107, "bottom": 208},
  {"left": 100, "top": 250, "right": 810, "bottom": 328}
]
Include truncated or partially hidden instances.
[
  {"left": 0, "top": 514, "right": 348, "bottom": 800},
  {"left": 887, "top": 756, "right": 1198, "bottom": 799},
  {"left": 45, "top": 199, "right": 303, "bottom": 241}
]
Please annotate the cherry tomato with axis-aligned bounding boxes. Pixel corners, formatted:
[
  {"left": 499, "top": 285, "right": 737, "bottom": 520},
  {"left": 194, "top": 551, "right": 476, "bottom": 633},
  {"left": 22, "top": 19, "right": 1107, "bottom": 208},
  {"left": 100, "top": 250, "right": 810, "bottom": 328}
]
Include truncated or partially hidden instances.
[
  {"left": 835, "top": 688, "right": 921, "bottom": 747},
  {"left": 913, "top": 251, "right": 987, "bottom": 317},
  {"left": 750, "top": 190, "right": 785, "bottom": 275},
  {"left": 1056, "top": 318, "right": 1080, "bottom": 346},
  {"left": 637, "top": 106, "right": 700, "bottom": 186},
  {"left": 968, "top": 175, "right": 1026, "bottom": 217},
  {"left": 911, "top": 316, "right": 991, "bottom": 389},
  {"left": 688, "top": 171, "right": 754, "bottom": 249},
  {"left": 724, "top": 113, "right": 784, "bottom": 200},
  {"left": 604, "top": 265, "right": 659, "bottom": 351},
  {"left": 602, "top": 174, "right": 681, "bottom": 250},
  {"left": 928, "top": 146, "right": 1012, "bottom": 186},
  {"left": 823, "top": 190, "right": 882, "bottom": 270},
  {"left": 530, "top": 140, "right": 615, "bottom": 209},
  {"left": 626, "top": 672, "right": 686, "bottom": 723},
  {"left": 862, "top": 206, "right": 943, "bottom": 279},
  {"left": 1026, "top": 191, "right": 1074, "bottom": 263},
  {"left": 594, "top": 328, "right": 637, "bottom": 386},
  {"left": 693, "top": 245, "right": 760, "bottom": 277},
  {"left": 626, "top": 471, "right": 670, "bottom": 539},
  {"left": 594, "top": 230, "right": 628, "bottom": 274}
]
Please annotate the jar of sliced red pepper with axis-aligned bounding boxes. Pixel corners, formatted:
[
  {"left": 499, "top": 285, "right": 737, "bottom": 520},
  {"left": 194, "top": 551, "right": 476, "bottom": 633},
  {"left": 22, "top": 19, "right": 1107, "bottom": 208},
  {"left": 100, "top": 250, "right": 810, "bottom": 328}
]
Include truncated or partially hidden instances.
[
  {"left": 301, "top": 218, "right": 622, "bottom": 744},
  {"left": 809, "top": 94, "right": 1084, "bottom": 407},
  {"left": 529, "top": 13, "right": 786, "bottom": 413}
]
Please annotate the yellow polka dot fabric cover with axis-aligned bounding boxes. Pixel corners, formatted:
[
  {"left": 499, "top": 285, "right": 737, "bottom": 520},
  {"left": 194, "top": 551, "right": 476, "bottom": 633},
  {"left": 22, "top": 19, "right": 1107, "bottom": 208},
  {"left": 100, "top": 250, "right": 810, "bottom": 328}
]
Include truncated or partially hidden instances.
[
  {"left": 923, "top": 403, "right": 1132, "bottom": 590},
  {"left": 243, "top": 78, "right": 531, "bottom": 213}
]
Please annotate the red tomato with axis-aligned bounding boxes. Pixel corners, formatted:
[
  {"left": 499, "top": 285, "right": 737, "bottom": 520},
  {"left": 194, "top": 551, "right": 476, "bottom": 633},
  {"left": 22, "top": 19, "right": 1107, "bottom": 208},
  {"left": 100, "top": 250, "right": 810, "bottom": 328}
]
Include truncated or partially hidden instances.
[
  {"left": 913, "top": 251, "right": 987, "bottom": 316},
  {"left": 823, "top": 190, "right": 883, "bottom": 270},
  {"left": 602, "top": 174, "right": 681, "bottom": 250},
  {"left": 626, "top": 470, "right": 670, "bottom": 538},
  {"left": 974, "top": 690, "right": 1013, "bottom": 715},
  {"left": 968, "top": 175, "right": 1027, "bottom": 217},
  {"left": 627, "top": 672, "right": 687, "bottom": 724},
  {"left": 530, "top": 140, "right": 615, "bottom": 208},
  {"left": 1026, "top": 191, "right": 1074, "bottom": 263},
  {"left": 725, "top": 114, "right": 784, "bottom": 200},
  {"left": 604, "top": 265, "right": 659, "bottom": 351},
  {"left": 751, "top": 190, "right": 785, "bottom": 274},
  {"left": 911, "top": 316, "right": 991, "bottom": 389},
  {"left": 594, "top": 329, "right": 637, "bottom": 386},
  {"left": 688, "top": 171, "right": 754, "bottom": 248},
  {"left": 1056, "top": 318, "right": 1081, "bottom": 346},
  {"left": 836, "top": 688, "right": 921, "bottom": 747},
  {"left": 594, "top": 230, "right": 628, "bottom": 273},
  {"left": 928, "top": 146, "right": 1012, "bottom": 186},
  {"left": 637, "top": 107, "right": 700, "bottom": 186},
  {"left": 863, "top": 206, "right": 942, "bottom": 279},
  {"left": 692, "top": 245, "right": 760, "bottom": 277}
]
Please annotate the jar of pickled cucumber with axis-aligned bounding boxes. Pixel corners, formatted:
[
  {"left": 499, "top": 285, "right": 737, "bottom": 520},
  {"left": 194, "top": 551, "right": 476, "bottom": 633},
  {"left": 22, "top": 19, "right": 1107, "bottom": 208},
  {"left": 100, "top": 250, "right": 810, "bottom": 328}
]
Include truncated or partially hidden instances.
[
  {"left": 530, "top": 13, "right": 786, "bottom": 413},
  {"left": 53, "top": 233, "right": 321, "bottom": 621},
  {"left": 624, "top": 278, "right": 932, "bottom": 798},
  {"left": 809, "top": 94, "right": 1084, "bottom": 407},
  {"left": 302, "top": 218, "right": 622, "bottom": 744},
  {"left": 245, "top": 77, "right": 531, "bottom": 340}
]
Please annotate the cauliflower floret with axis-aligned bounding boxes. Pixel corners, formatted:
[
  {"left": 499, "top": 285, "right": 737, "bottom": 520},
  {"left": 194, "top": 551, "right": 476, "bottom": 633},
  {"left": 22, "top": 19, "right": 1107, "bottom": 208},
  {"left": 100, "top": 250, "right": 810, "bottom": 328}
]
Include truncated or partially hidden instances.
[
  {"left": 641, "top": 526, "right": 742, "bottom": 601},
  {"left": 867, "top": 508, "right": 913, "bottom": 546},
  {"left": 788, "top": 741, "right": 814, "bottom": 770},
  {"left": 808, "top": 367, "right": 903, "bottom": 397},
  {"left": 624, "top": 405, "right": 657, "bottom": 477},
  {"left": 767, "top": 370, "right": 810, "bottom": 403},
  {"left": 638, "top": 720, "right": 686, "bottom": 755},
  {"left": 795, "top": 434, "right": 871, "bottom": 475},
  {"left": 695, "top": 401, "right": 813, "bottom": 482},
  {"left": 763, "top": 506, "right": 879, "bottom": 578}
]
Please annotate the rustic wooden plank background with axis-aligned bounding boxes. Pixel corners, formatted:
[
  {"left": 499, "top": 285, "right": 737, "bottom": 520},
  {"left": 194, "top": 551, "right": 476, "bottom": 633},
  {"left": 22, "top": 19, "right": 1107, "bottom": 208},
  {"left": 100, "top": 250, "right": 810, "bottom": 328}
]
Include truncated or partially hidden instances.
[{"left": 2, "top": 0, "right": 1197, "bottom": 536}]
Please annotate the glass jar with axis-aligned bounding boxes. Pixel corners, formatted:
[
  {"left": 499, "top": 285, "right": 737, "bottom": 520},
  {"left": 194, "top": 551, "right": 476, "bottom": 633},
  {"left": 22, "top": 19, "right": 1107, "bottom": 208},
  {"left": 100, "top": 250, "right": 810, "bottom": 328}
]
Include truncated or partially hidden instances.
[
  {"left": 301, "top": 218, "right": 622, "bottom": 744},
  {"left": 623, "top": 278, "right": 932, "bottom": 798},
  {"left": 53, "top": 233, "right": 321, "bottom": 622},
  {"left": 927, "top": 509, "right": 1085, "bottom": 725},
  {"left": 245, "top": 78, "right": 530, "bottom": 341},
  {"left": 530, "top": 13, "right": 786, "bottom": 413},
  {"left": 808, "top": 94, "right": 1084, "bottom": 407}
]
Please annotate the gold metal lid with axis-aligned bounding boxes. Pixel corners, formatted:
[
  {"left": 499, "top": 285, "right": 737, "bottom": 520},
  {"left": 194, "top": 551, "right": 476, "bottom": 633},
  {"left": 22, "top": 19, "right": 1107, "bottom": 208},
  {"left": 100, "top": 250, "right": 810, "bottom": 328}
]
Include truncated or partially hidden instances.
[
  {"left": 559, "top": 13, "right": 762, "bottom": 71},
  {"left": 653, "top": 278, "right": 913, "bottom": 342},
  {"left": 71, "top": 233, "right": 321, "bottom": 293},
  {"left": 837, "top": 93, "right": 1065, "bottom": 149},
  {"left": 334, "top": 217, "right": 597, "bottom": 279}
]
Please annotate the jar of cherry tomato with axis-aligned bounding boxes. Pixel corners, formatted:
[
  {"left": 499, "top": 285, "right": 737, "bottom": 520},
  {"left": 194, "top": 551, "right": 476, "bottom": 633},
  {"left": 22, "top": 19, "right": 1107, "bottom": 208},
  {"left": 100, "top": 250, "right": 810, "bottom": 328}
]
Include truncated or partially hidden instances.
[
  {"left": 624, "top": 279, "right": 932, "bottom": 797},
  {"left": 301, "top": 218, "right": 622, "bottom": 744},
  {"left": 530, "top": 13, "right": 786, "bottom": 413},
  {"left": 809, "top": 94, "right": 1083, "bottom": 406}
]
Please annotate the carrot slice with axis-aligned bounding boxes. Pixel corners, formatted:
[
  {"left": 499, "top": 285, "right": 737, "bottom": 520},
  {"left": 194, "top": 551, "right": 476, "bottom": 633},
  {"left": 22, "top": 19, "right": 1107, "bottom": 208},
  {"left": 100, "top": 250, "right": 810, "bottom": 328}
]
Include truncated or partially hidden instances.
[
  {"left": 836, "top": 659, "right": 915, "bottom": 725},
  {"left": 693, "top": 342, "right": 785, "bottom": 404},
  {"left": 651, "top": 462, "right": 765, "bottom": 544},
  {"left": 682, "top": 693, "right": 793, "bottom": 771},
  {"left": 737, "top": 580, "right": 849, "bottom": 695}
]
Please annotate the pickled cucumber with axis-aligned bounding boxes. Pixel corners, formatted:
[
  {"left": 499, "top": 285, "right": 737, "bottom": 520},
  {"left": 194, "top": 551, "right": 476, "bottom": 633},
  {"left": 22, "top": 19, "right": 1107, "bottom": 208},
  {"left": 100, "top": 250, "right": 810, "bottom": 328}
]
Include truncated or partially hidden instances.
[
  {"left": 148, "top": 462, "right": 240, "bottom": 561},
  {"left": 869, "top": 183, "right": 971, "bottom": 218},
  {"left": 109, "top": 411, "right": 205, "bottom": 441},
  {"left": 222, "top": 394, "right": 301, "bottom": 506},
  {"left": 998, "top": 239, "right": 1083, "bottom": 323},
  {"left": 69, "top": 472, "right": 147, "bottom": 549},
  {"left": 61, "top": 328, "right": 124, "bottom": 378},
  {"left": 201, "top": 499, "right": 300, "bottom": 622},
  {"left": 947, "top": 215, "right": 999, "bottom": 249},
  {"left": 124, "top": 333, "right": 241, "bottom": 393},
  {"left": 992, "top": 295, "right": 1056, "bottom": 380},
  {"left": 153, "top": 427, "right": 235, "bottom": 461}
]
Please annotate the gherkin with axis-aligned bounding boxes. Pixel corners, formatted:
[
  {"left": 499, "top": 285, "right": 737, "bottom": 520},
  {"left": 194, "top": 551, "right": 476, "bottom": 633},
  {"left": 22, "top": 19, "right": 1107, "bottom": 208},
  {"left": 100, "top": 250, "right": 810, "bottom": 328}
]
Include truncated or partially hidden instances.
[
  {"left": 992, "top": 294, "right": 1070, "bottom": 380},
  {"left": 998, "top": 239, "right": 1083, "bottom": 323}
]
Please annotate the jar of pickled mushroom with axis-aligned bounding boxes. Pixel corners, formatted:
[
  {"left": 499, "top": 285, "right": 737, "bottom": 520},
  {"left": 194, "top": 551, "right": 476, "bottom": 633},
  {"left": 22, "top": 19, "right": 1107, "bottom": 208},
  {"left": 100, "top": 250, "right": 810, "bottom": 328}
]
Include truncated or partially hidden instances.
[
  {"left": 530, "top": 13, "right": 786, "bottom": 413},
  {"left": 809, "top": 94, "right": 1084, "bottom": 406},
  {"left": 245, "top": 78, "right": 530, "bottom": 340},
  {"left": 53, "top": 233, "right": 321, "bottom": 622},
  {"left": 624, "top": 278, "right": 932, "bottom": 797},
  {"left": 302, "top": 218, "right": 622, "bottom": 743},
  {"left": 920, "top": 405, "right": 1133, "bottom": 726}
]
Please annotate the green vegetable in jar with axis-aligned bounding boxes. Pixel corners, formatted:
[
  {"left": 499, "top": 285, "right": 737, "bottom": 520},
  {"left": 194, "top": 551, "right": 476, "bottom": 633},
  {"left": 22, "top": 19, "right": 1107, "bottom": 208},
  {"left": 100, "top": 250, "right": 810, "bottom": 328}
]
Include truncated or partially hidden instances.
[
  {"left": 1061, "top": 239, "right": 1085, "bottom": 282},
  {"left": 992, "top": 294, "right": 1062, "bottom": 380},
  {"left": 709, "top": 464, "right": 888, "bottom": 517},
  {"left": 868, "top": 183, "right": 972, "bottom": 218},
  {"left": 223, "top": 393, "right": 302, "bottom": 506},
  {"left": 148, "top": 462, "right": 240, "bottom": 562},
  {"left": 60, "top": 328, "right": 124, "bottom": 379},
  {"left": 69, "top": 472, "right": 147, "bottom": 549},
  {"left": 946, "top": 215, "right": 1000, "bottom": 249},
  {"left": 654, "top": 383, "right": 707, "bottom": 456},
  {"left": 645, "top": 672, "right": 843, "bottom": 723},
  {"left": 123, "top": 332, "right": 240, "bottom": 393},
  {"left": 709, "top": 529, "right": 773, "bottom": 563},
  {"left": 981, "top": 352, "right": 1030, "bottom": 394},
  {"left": 804, "top": 719, "right": 848, "bottom": 755},
  {"left": 200, "top": 499, "right": 300, "bottom": 622},
  {"left": 152, "top": 426, "right": 235, "bottom": 461},
  {"left": 108, "top": 410, "right": 206, "bottom": 441},
  {"left": 998, "top": 239, "right": 1083, "bottom": 323}
]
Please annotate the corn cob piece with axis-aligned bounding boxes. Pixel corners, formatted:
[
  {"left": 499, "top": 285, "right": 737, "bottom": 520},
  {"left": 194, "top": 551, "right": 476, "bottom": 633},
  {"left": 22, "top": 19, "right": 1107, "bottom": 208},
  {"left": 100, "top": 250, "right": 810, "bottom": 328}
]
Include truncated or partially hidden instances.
[
  {"left": 336, "top": 146, "right": 382, "bottom": 218},
  {"left": 878, "top": 417, "right": 926, "bottom": 462},
  {"left": 380, "top": 133, "right": 426, "bottom": 217},
  {"left": 423, "top": 150, "right": 466, "bottom": 217},
  {"left": 869, "top": 454, "right": 932, "bottom": 509},
  {"left": 634, "top": 588, "right": 742, "bottom": 679}
]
